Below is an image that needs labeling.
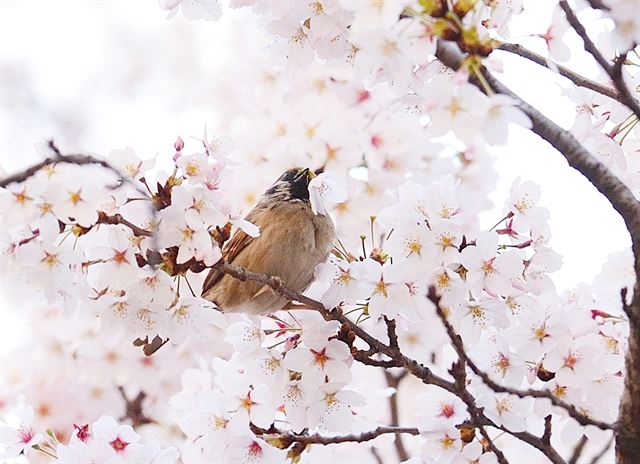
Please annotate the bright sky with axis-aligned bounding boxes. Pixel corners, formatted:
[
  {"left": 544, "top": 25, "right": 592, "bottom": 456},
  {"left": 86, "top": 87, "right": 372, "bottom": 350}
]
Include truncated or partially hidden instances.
[{"left": 0, "top": 0, "right": 632, "bottom": 352}]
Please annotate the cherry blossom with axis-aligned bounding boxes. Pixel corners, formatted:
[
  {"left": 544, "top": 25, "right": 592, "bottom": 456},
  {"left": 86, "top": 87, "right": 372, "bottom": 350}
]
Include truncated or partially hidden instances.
[
  {"left": 0, "top": 405, "right": 42, "bottom": 458},
  {"left": 308, "top": 171, "right": 348, "bottom": 216}
]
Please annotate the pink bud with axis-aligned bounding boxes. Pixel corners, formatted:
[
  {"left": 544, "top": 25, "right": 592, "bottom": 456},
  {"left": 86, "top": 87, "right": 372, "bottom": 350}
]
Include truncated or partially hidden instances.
[
  {"left": 590, "top": 309, "right": 612, "bottom": 319},
  {"left": 284, "top": 333, "right": 300, "bottom": 352},
  {"left": 356, "top": 89, "right": 370, "bottom": 103},
  {"left": 174, "top": 136, "right": 184, "bottom": 152}
]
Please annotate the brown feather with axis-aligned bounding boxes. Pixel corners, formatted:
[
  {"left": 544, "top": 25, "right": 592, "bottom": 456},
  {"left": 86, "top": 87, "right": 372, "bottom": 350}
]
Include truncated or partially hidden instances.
[
  {"left": 201, "top": 203, "right": 269, "bottom": 296},
  {"left": 201, "top": 199, "right": 335, "bottom": 314}
]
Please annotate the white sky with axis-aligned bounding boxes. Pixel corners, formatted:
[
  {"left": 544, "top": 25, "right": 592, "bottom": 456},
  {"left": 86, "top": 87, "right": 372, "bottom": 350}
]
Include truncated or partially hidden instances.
[{"left": 0, "top": 0, "right": 632, "bottom": 351}]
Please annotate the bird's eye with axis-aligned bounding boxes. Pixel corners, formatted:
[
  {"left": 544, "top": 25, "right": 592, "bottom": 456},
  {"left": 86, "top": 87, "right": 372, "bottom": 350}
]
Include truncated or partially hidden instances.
[{"left": 293, "top": 168, "right": 309, "bottom": 180}]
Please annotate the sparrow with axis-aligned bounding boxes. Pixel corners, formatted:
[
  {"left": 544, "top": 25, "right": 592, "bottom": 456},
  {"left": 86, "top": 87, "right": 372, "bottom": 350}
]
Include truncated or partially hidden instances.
[{"left": 201, "top": 167, "right": 336, "bottom": 314}]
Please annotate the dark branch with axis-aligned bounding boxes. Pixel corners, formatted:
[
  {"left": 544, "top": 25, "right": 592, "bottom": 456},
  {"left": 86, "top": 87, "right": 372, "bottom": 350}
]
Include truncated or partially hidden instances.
[
  {"left": 477, "top": 425, "right": 509, "bottom": 464},
  {"left": 497, "top": 42, "right": 619, "bottom": 100},
  {"left": 384, "top": 370, "right": 409, "bottom": 462},
  {"left": 0, "top": 141, "right": 122, "bottom": 188},
  {"left": 585, "top": 0, "right": 610, "bottom": 10},
  {"left": 97, "top": 212, "right": 153, "bottom": 237},
  {"left": 568, "top": 435, "right": 588, "bottom": 464},
  {"left": 219, "top": 262, "right": 567, "bottom": 463},
  {"left": 384, "top": 316, "right": 399, "bottom": 350},
  {"left": 558, "top": 0, "right": 640, "bottom": 121},
  {"left": 263, "top": 426, "right": 419, "bottom": 446},
  {"left": 543, "top": 415, "right": 553, "bottom": 445},
  {"left": 117, "top": 386, "right": 153, "bottom": 427}
]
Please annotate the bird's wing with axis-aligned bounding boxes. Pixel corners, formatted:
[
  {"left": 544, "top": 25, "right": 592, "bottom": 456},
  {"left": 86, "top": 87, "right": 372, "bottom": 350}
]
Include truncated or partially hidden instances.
[{"left": 201, "top": 204, "right": 267, "bottom": 298}]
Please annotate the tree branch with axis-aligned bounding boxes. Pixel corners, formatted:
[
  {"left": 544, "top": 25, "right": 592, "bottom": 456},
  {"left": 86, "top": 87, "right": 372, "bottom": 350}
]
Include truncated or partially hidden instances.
[
  {"left": 213, "top": 260, "right": 456, "bottom": 391},
  {"left": 117, "top": 386, "right": 153, "bottom": 427},
  {"left": 497, "top": 42, "right": 619, "bottom": 101},
  {"left": 558, "top": 0, "right": 640, "bottom": 120},
  {"left": 263, "top": 425, "right": 420, "bottom": 446},
  {"left": 427, "top": 286, "right": 615, "bottom": 431},
  {"left": 384, "top": 370, "right": 410, "bottom": 462},
  {"left": 585, "top": 0, "right": 610, "bottom": 10},
  {"left": 1, "top": 141, "right": 122, "bottom": 188},
  {"left": 97, "top": 212, "right": 153, "bottom": 237},
  {"left": 568, "top": 435, "right": 588, "bottom": 464},
  {"left": 216, "top": 261, "right": 569, "bottom": 462},
  {"left": 477, "top": 425, "right": 509, "bottom": 464}
]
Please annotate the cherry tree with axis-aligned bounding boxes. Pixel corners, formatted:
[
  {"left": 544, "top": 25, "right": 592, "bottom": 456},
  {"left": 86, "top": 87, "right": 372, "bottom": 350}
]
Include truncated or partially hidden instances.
[{"left": 1, "top": 0, "right": 639, "bottom": 463}]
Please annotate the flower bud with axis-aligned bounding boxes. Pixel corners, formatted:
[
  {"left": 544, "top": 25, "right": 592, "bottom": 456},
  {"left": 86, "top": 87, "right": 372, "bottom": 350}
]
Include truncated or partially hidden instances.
[{"left": 174, "top": 135, "right": 184, "bottom": 151}]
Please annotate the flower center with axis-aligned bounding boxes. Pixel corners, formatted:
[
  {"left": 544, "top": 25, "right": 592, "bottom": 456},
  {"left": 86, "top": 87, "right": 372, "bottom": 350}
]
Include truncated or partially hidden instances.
[
  {"left": 209, "top": 415, "right": 229, "bottom": 431},
  {"left": 563, "top": 352, "right": 580, "bottom": 370},
  {"left": 13, "top": 189, "right": 32, "bottom": 205},
  {"left": 185, "top": 162, "right": 199, "bottom": 176},
  {"left": 110, "top": 437, "right": 129, "bottom": 452},
  {"left": 311, "top": 348, "right": 328, "bottom": 368},
  {"left": 248, "top": 441, "right": 263, "bottom": 457},
  {"left": 533, "top": 325, "right": 548, "bottom": 341},
  {"left": 375, "top": 280, "right": 389, "bottom": 297},
  {"left": 41, "top": 251, "right": 60, "bottom": 268},
  {"left": 112, "top": 250, "right": 128, "bottom": 264},
  {"left": 17, "top": 426, "right": 34, "bottom": 444},
  {"left": 436, "top": 272, "right": 450, "bottom": 289},
  {"left": 439, "top": 435, "right": 456, "bottom": 449},
  {"left": 68, "top": 190, "right": 82, "bottom": 205},
  {"left": 439, "top": 403, "right": 455, "bottom": 418}
]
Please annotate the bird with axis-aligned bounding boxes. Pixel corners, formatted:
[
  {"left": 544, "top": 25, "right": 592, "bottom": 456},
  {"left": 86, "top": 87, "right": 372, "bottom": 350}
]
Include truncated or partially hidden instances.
[{"left": 201, "top": 167, "right": 336, "bottom": 314}]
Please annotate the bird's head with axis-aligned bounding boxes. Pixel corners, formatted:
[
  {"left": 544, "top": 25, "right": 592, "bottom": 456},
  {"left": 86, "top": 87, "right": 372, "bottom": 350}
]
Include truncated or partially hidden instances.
[{"left": 264, "top": 167, "right": 314, "bottom": 201}]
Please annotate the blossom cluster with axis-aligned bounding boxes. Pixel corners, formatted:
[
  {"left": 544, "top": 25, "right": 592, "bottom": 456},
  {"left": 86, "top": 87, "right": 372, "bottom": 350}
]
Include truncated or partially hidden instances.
[
  {"left": 1, "top": 136, "right": 242, "bottom": 347},
  {"left": 317, "top": 173, "right": 627, "bottom": 459},
  {"left": 171, "top": 312, "right": 369, "bottom": 463},
  {"left": 0, "top": 404, "right": 178, "bottom": 463}
]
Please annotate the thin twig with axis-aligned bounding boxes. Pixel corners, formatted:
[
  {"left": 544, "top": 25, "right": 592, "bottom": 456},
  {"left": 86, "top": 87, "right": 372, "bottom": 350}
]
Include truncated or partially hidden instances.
[
  {"left": 543, "top": 415, "right": 553, "bottom": 445},
  {"left": 384, "top": 316, "right": 399, "bottom": 350},
  {"left": 97, "top": 212, "right": 153, "bottom": 237},
  {"left": 216, "top": 262, "right": 568, "bottom": 464},
  {"left": 261, "top": 425, "right": 420, "bottom": 446},
  {"left": 1, "top": 141, "right": 121, "bottom": 188},
  {"left": 370, "top": 446, "right": 385, "bottom": 464},
  {"left": 568, "top": 435, "right": 588, "bottom": 464},
  {"left": 497, "top": 42, "right": 619, "bottom": 100},
  {"left": 117, "top": 386, "right": 153, "bottom": 427},
  {"left": 477, "top": 425, "right": 510, "bottom": 464},
  {"left": 384, "top": 370, "right": 410, "bottom": 462},
  {"left": 558, "top": 0, "right": 640, "bottom": 121},
  {"left": 585, "top": 0, "right": 610, "bottom": 10}
]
